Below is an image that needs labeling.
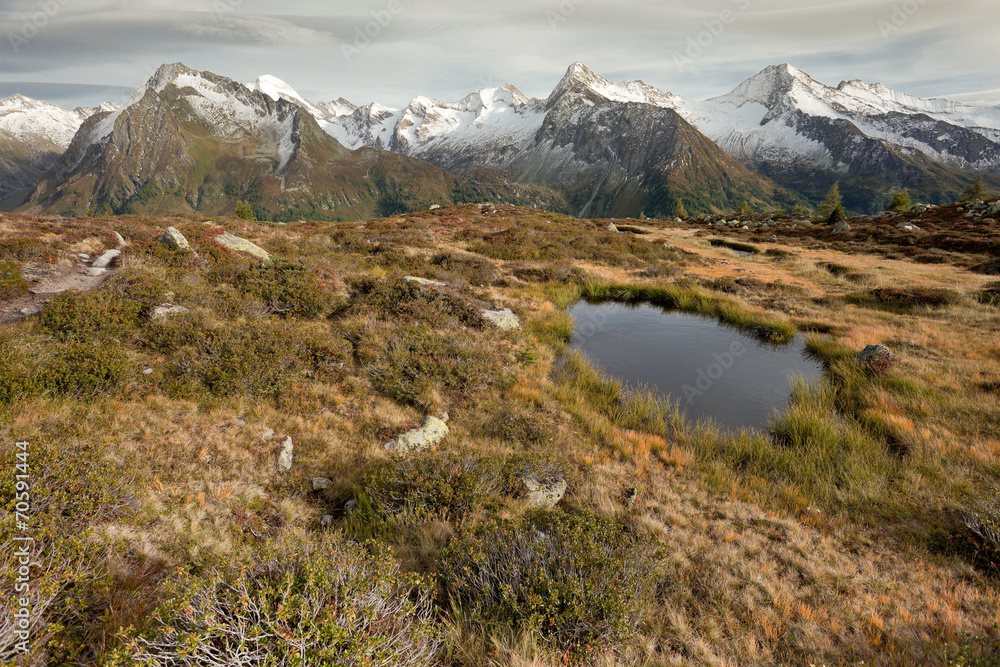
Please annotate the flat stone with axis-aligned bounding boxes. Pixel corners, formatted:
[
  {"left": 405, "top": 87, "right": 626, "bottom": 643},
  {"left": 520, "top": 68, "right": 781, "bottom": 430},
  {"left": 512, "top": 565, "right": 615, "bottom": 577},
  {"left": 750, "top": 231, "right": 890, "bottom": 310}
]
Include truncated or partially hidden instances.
[
  {"left": 19, "top": 306, "right": 41, "bottom": 317},
  {"left": 83, "top": 267, "right": 107, "bottom": 277},
  {"left": 402, "top": 276, "right": 446, "bottom": 287},
  {"left": 482, "top": 308, "right": 521, "bottom": 331},
  {"left": 384, "top": 415, "right": 449, "bottom": 454},
  {"left": 261, "top": 428, "right": 275, "bottom": 440},
  {"left": 607, "top": 222, "right": 619, "bottom": 233},
  {"left": 92, "top": 249, "right": 121, "bottom": 269},
  {"left": 832, "top": 221, "right": 852, "bottom": 234},
  {"left": 157, "top": 226, "right": 190, "bottom": 251},
  {"left": 151, "top": 305, "right": 190, "bottom": 321},
  {"left": 428, "top": 204, "right": 441, "bottom": 210},
  {"left": 277, "top": 437, "right": 293, "bottom": 471},
  {"left": 320, "top": 515, "right": 333, "bottom": 529},
  {"left": 214, "top": 232, "right": 272, "bottom": 264},
  {"left": 312, "top": 477, "right": 333, "bottom": 491}
]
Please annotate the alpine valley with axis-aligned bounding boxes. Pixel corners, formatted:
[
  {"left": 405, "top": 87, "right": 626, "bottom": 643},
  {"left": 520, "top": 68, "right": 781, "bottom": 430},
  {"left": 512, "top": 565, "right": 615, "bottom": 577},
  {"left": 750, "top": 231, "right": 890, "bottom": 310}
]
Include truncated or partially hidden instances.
[{"left": 3, "top": 61, "right": 999, "bottom": 219}]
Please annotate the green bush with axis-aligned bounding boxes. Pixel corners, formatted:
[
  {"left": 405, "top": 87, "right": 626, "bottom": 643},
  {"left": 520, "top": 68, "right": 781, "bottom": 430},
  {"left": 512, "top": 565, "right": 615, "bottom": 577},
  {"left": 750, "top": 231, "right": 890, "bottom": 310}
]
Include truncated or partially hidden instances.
[
  {"left": 439, "top": 510, "right": 657, "bottom": 658},
  {"left": 111, "top": 537, "right": 440, "bottom": 667},
  {"left": 38, "top": 342, "right": 133, "bottom": 397},
  {"left": 0, "top": 258, "right": 29, "bottom": 299},
  {"left": 948, "top": 495, "right": 1000, "bottom": 575},
  {"left": 37, "top": 290, "right": 143, "bottom": 342}
]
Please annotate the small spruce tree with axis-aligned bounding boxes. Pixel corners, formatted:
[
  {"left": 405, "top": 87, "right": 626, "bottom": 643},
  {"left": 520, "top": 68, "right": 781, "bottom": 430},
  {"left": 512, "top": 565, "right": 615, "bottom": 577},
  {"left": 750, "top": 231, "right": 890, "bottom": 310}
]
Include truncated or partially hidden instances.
[
  {"left": 234, "top": 200, "right": 255, "bottom": 221},
  {"left": 818, "top": 182, "right": 843, "bottom": 219},
  {"left": 738, "top": 201, "right": 753, "bottom": 215},
  {"left": 887, "top": 189, "right": 911, "bottom": 212},
  {"left": 962, "top": 176, "right": 990, "bottom": 202},
  {"left": 792, "top": 204, "right": 807, "bottom": 217},
  {"left": 673, "top": 199, "right": 688, "bottom": 220}
]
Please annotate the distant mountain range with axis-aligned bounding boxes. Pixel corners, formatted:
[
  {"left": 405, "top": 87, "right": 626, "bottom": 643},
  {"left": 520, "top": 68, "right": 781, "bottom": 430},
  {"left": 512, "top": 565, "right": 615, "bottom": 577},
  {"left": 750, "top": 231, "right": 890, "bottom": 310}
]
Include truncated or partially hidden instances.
[{"left": 3, "top": 62, "right": 999, "bottom": 219}]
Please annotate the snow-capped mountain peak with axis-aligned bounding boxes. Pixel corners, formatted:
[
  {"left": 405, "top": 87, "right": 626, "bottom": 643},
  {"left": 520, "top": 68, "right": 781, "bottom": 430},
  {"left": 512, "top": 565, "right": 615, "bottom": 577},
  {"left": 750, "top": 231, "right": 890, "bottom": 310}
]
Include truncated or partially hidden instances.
[
  {"left": 248, "top": 74, "right": 327, "bottom": 118},
  {"left": 0, "top": 93, "right": 99, "bottom": 149}
]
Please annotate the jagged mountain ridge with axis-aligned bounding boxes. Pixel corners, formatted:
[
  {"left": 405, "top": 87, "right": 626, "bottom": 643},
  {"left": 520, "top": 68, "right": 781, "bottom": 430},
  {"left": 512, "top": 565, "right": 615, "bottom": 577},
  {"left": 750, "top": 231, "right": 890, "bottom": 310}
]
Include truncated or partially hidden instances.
[
  {"left": 4, "top": 61, "right": 1000, "bottom": 217},
  {"left": 18, "top": 64, "right": 463, "bottom": 220},
  {"left": 321, "top": 61, "right": 1000, "bottom": 210}
]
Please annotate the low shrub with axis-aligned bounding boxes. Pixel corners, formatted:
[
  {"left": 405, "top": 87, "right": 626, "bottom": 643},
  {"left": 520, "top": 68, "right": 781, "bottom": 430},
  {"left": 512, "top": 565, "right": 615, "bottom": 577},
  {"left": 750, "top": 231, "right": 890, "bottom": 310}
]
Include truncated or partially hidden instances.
[
  {"left": 111, "top": 537, "right": 440, "bottom": 667},
  {"left": 38, "top": 341, "right": 133, "bottom": 398},
  {"left": 438, "top": 510, "right": 657, "bottom": 658},
  {"left": 209, "top": 257, "right": 340, "bottom": 319},
  {"left": 975, "top": 282, "right": 1000, "bottom": 307},
  {"left": 165, "top": 321, "right": 309, "bottom": 397},
  {"left": 430, "top": 252, "right": 501, "bottom": 286},
  {"left": 349, "top": 276, "right": 484, "bottom": 327},
  {"left": 361, "top": 326, "right": 510, "bottom": 406},
  {"left": 845, "top": 287, "right": 963, "bottom": 313},
  {"left": 948, "top": 495, "right": 1000, "bottom": 575},
  {"left": 0, "top": 258, "right": 29, "bottom": 299},
  {"left": 37, "top": 290, "right": 143, "bottom": 342},
  {"left": 709, "top": 239, "right": 760, "bottom": 254}
]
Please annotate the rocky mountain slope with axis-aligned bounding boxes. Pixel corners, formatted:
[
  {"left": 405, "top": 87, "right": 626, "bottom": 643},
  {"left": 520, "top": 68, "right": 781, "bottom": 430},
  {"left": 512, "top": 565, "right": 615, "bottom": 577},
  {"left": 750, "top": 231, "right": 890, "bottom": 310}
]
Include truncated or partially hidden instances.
[
  {"left": 0, "top": 95, "right": 117, "bottom": 209},
  {"left": 16, "top": 64, "right": 464, "bottom": 220}
]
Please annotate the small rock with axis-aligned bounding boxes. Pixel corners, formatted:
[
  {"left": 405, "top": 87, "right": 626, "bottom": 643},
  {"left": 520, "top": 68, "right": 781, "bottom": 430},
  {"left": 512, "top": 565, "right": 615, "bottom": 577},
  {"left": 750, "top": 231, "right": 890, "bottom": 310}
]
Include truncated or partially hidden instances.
[
  {"left": 261, "top": 428, "right": 275, "bottom": 440},
  {"left": 428, "top": 204, "right": 442, "bottom": 210},
  {"left": 607, "top": 222, "right": 619, "bottom": 233},
  {"left": 92, "top": 248, "right": 121, "bottom": 269},
  {"left": 857, "top": 344, "right": 895, "bottom": 366},
  {"left": 897, "top": 222, "right": 920, "bottom": 231},
  {"left": 151, "top": 305, "right": 191, "bottom": 321},
  {"left": 113, "top": 231, "right": 127, "bottom": 248},
  {"left": 19, "top": 306, "right": 41, "bottom": 317},
  {"left": 142, "top": 368, "right": 154, "bottom": 376},
  {"left": 832, "top": 221, "right": 851, "bottom": 234},
  {"left": 312, "top": 478, "right": 333, "bottom": 491},
  {"left": 83, "top": 267, "right": 107, "bottom": 277},
  {"left": 624, "top": 487, "right": 638, "bottom": 509},
  {"left": 769, "top": 235, "right": 778, "bottom": 241},
  {"left": 402, "top": 276, "right": 446, "bottom": 287},
  {"left": 320, "top": 515, "right": 333, "bottom": 529},
  {"left": 673, "top": 217, "right": 683, "bottom": 224},
  {"left": 213, "top": 232, "right": 272, "bottom": 264},
  {"left": 77, "top": 253, "right": 90, "bottom": 261},
  {"left": 519, "top": 474, "right": 567, "bottom": 508},
  {"left": 157, "top": 226, "right": 190, "bottom": 251},
  {"left": 277, "top": 436, "right": 293, "bottom": 471},
  {"left": 345, "top": 499, "right": 358, "bottom": 514},
  {"left": 384, "top": 416, "right": 449, "bottom": 454},
  {"left": 481, "top": 308, "right": 520, "bottom": 331}
]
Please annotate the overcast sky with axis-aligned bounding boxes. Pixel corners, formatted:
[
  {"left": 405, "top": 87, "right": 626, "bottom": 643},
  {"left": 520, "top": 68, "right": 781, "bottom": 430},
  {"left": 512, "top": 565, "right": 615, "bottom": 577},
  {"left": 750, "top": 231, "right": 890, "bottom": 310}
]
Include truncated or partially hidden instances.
[{"left": 1, "top": 0, "right": 997, "bottom": 109}]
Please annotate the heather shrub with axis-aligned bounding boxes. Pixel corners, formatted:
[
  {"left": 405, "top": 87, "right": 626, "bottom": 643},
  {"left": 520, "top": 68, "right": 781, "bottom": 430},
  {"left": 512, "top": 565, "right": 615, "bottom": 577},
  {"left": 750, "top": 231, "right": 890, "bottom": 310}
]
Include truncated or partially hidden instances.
[
  {"left": 948, "top": 494, "right": 1000, "bottom": 575},
  {"left": 438, "top": 510, "right": 657, "bottom": 658},
  {"left": 37, "top": 290, "right": 143, "bottom": 342},
  {"left": 360, "top": 325, "right": 511, "bottom": 407},
  {"left": 209, "top": 257, "right": 340, "bottom": 319},
  {"left": 0, "top": 258, "right": 28, "bottom": 300},
  {"left": 110, "top": 537, "right": 440, "bottom": 667},
  {"left": 38, "top": 341, "right": 133, "bottom": 398},
  {"left": 348, "top": 276, "right": 484, "bottom": 326}
]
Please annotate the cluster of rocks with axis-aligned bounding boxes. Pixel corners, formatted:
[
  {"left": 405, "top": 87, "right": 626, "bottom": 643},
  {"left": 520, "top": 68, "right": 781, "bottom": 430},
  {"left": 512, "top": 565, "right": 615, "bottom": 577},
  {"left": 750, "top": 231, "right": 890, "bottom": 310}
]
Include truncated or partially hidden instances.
[{"left": 959, "top": 199, "right": 1000, "bottom": 223}]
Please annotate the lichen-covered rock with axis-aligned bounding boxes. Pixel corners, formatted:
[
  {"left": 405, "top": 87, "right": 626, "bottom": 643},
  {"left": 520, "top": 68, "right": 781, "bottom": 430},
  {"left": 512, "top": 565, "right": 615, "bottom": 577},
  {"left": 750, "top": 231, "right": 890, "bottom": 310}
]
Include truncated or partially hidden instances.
[
  {"left": 157, "top": 226, "right": 190, "bottom": 251},
  {"left": 832, "top": 221, "right": 852, "bottom": 234},
  {"left": 481, "top": 308, "right": 520, "bottom": 331},
  {"left": 857, "top": 344, "right": 895, "bottom": 365},
  {"left": 384, "top": 416, "right": 449, "bottom": 454},
  {"left": 277, "top": 436, "right": 293, "bottom": 470},
  {"left": 607, "top": 222, "right": 619, "bottom": 233},
  {"left": 519, "top": 474, "right": 567, "bottom": 508},
  {"left": 214, "top": 231, "right": 272, "bottom": 264},
  {"left": 312, "top": 477, "right": 333, "bottom": 491}
]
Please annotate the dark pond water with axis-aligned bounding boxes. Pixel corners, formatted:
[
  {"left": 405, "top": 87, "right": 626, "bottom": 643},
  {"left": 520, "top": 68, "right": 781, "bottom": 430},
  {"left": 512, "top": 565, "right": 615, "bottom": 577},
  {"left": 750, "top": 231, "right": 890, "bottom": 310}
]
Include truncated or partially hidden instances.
[{"left": 568, "top": 301, "right": 824, "bottom": 432}]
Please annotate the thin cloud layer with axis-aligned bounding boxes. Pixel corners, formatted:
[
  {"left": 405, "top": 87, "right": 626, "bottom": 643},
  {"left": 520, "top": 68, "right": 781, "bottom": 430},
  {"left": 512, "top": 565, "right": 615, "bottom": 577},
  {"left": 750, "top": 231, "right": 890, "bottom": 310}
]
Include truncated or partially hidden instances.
[{"left": 0, "top": 0, "right": 996, "bottom": 109}]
